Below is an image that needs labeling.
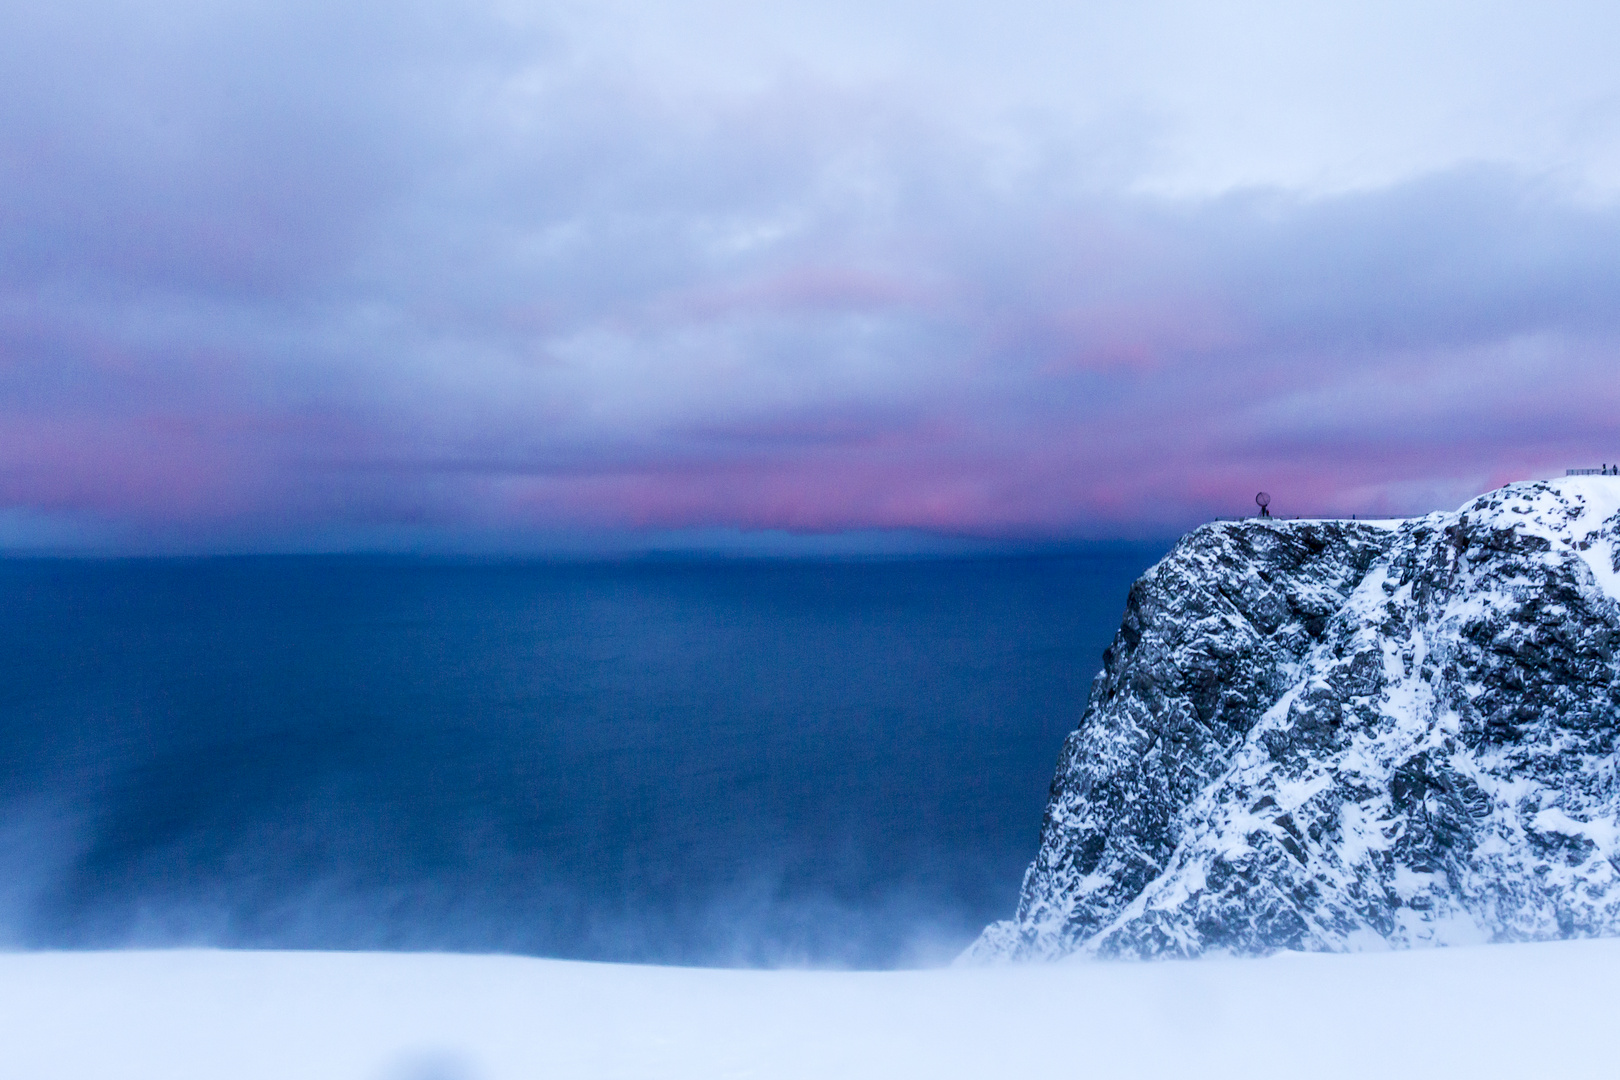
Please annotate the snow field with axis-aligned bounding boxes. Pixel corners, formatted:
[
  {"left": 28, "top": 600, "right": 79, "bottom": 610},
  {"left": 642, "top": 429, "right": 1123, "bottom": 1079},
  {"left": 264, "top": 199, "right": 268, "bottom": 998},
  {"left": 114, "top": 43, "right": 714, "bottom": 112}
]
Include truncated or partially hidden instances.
[{"left": 3, "top": 940, "right": 1619, "bottom": 1079}]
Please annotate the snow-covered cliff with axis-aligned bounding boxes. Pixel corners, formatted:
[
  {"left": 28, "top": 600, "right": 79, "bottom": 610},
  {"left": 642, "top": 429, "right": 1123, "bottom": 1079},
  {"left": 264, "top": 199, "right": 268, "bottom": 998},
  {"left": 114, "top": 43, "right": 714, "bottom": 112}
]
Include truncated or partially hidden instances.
[{"left": 971, "top": 477, "right": 1620, "bottom": 960}]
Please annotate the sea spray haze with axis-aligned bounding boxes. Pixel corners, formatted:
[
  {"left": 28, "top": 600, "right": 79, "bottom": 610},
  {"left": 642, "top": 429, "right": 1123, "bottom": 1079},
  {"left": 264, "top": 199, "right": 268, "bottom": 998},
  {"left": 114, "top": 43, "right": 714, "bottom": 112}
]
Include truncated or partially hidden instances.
[{"left": 0, "top": 547, "right": 1160, "bottom": 967}]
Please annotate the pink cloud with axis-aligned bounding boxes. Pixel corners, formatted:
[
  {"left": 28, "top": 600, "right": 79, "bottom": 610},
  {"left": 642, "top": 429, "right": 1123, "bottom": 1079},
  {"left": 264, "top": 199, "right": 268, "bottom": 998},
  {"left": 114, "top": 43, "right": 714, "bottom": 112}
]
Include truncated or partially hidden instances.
[{"left": 4, "top": 11, "right": 1620, "bottom": 550}]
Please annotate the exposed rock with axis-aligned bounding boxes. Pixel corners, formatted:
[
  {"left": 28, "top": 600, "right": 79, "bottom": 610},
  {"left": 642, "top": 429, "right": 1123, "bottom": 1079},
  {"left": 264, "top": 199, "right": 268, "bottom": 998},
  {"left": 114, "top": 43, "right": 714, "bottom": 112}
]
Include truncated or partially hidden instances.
[{"left": 970, "top": 478, "right": 1620, "bottom": 960}]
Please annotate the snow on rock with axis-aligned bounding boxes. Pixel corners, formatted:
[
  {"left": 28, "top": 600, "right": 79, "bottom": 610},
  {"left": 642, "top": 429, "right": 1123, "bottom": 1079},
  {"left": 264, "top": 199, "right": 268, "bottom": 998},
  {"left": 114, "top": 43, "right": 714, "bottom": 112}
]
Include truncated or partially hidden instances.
[{"left": 971, "top": 477, "right": 1620, "bottom": 960}]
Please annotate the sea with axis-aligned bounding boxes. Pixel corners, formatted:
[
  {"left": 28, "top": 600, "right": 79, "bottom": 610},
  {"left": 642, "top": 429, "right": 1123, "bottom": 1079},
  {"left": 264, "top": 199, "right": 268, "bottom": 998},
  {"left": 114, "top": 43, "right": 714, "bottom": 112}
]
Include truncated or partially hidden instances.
[{"left": 0, "top": 548, "right": 1164, "bottom": 968}]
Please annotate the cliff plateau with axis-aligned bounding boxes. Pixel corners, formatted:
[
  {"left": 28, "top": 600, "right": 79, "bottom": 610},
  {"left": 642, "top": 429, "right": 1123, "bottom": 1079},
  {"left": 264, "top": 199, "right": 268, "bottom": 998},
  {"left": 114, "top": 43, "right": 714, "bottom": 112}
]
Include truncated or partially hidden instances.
[{"left": 972, "top": 477, "right": 1620, "bottom": 960}]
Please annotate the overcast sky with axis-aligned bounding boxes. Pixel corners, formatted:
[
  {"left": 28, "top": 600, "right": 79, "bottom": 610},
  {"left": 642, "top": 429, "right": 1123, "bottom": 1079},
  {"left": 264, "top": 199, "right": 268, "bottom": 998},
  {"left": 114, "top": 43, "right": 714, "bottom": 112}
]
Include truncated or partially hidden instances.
[{"left": 6, "top": 0, "right": 1620, "bottom": 550}]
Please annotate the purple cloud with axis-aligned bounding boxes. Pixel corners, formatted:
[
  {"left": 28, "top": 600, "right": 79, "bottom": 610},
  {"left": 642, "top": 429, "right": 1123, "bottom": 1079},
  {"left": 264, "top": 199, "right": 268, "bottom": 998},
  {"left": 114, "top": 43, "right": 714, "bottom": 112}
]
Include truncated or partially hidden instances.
[{"left": 4, "top": 1, "right": 1620, "bottom": 550}]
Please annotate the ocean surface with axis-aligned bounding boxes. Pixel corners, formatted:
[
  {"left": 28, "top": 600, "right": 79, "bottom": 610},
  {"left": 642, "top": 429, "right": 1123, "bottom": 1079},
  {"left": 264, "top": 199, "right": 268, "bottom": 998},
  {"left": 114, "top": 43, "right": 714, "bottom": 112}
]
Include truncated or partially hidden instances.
[{"left": 0, "top": 549, "right": 1164, "bottom": 968}]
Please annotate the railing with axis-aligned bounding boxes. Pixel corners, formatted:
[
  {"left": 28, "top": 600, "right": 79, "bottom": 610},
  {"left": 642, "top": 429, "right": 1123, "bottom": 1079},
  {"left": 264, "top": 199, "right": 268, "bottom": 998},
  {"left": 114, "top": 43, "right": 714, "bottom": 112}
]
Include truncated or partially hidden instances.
[
  {"left": 1207, "top": 515, "right": 1380, "bottom": 522},
  {"left": 1567, "top": 468, "right": 1606, "bottom": 476}
]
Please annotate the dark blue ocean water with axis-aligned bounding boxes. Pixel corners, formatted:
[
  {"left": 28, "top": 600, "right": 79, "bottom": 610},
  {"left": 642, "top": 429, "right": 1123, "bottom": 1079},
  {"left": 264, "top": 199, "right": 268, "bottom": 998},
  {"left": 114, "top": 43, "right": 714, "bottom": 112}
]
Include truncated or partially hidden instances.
[{"left": 0, "top": 549, "right": 1162, "bottom": 968}]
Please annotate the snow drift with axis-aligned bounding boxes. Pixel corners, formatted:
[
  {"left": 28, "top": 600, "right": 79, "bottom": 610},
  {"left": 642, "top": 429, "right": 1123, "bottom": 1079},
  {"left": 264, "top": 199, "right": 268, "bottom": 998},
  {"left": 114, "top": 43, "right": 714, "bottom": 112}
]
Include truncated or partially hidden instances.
[
  {"left": 973, "top": 477, "right": 1620, "bottom": 959},
  {"left": 4, "top": 942, "right": 1620, "bottom": 1079}
]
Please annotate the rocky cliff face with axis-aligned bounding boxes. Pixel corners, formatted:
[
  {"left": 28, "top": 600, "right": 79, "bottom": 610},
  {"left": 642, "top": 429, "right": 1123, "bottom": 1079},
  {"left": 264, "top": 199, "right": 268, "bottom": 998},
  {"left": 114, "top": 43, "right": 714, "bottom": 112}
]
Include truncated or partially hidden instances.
[{"left": 971, "top": 478, "right": 1620, "bottom": 960}]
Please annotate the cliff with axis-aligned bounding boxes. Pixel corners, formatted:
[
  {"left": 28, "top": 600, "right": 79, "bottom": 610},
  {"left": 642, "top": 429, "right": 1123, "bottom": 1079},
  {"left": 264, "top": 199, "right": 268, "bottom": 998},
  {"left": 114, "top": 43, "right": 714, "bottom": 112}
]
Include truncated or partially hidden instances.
[{"left": 971, "top": 478, "right": 1620, "bottom": 959}]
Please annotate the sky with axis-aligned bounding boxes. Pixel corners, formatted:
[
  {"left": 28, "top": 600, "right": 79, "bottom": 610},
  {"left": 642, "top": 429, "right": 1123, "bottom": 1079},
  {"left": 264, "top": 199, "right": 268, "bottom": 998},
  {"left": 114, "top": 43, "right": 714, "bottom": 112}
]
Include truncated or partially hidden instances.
[{"left": 5, "top": 0, "right": 1620, "bottom": 551}]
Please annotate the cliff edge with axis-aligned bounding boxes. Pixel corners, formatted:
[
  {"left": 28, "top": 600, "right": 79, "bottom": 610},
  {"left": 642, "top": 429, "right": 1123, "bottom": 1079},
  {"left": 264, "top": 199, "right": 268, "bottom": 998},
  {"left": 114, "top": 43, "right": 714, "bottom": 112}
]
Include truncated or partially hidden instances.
[{"left": 971, "top": 477, "right": 1620, "bottom": 959}]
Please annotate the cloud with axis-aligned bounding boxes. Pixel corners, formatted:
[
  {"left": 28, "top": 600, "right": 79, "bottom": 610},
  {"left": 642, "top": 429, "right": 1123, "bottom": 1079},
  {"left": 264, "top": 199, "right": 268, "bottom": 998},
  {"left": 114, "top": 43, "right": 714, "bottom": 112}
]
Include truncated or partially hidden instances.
[{"left": 4, "top": 1, "right": 1620, "bottom": 549}]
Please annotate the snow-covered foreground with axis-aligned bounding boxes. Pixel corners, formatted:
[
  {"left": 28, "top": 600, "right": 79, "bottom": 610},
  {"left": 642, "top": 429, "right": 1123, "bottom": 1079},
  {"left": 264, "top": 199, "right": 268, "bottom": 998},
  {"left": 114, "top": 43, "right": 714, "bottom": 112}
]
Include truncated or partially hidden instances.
[{"left": 3, "top": 941, "right": 1618, "bottom": 1079}]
